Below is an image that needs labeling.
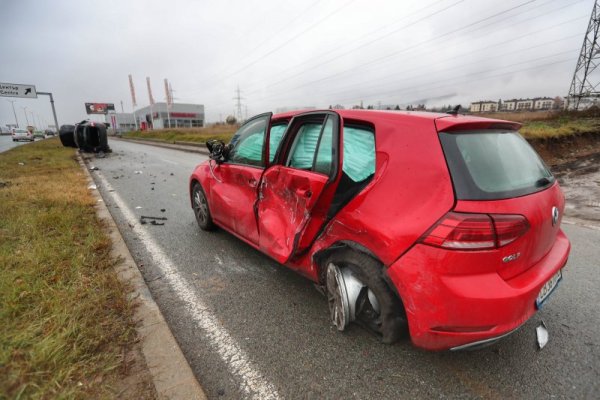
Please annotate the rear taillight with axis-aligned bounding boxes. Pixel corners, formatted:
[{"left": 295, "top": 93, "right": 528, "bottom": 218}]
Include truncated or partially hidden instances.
[{"left": 420, "top": 212, "right": 529, "bottom": 250}]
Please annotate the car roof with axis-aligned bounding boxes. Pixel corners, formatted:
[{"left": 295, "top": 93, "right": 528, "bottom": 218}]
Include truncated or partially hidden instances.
[{"left": 272, "top": 109, "right": 521, "bottom": 132}]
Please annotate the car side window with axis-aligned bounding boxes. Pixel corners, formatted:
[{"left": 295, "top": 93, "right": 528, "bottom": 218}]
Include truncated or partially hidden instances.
[
  {"left": 287, "top": 123, "right": 322, "bottom": 170},
  {"left": 228, "top": 116, "right": 268, "bottom": 167},
  {"left": 286, "top": 116, "right": 335, "bottom": 176},
  {"left": 314, "top": 117, "right": 334, "bottom": 175},
  {"left": 269, "top": 123, "right": 288, "bottom": 163},
  {"left": 343, "top": 125, "right": 375, "bottom": 182}
]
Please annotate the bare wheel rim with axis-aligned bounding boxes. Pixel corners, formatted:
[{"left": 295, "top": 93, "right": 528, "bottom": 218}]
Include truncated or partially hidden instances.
[
  {"left": 326, "top": 263, "right": 348, "bottom": 331},
  {"left": 193, "top": 189, "right": 208, "bottom": 224}
]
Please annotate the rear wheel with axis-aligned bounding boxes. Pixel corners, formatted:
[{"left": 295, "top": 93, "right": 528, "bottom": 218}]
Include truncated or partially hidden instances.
[
  {"left": 192, "top": 183, "right": 215, "bottom": 231},
  {"left": 324, "top": 249, "right": 406, "bottom": 344}
]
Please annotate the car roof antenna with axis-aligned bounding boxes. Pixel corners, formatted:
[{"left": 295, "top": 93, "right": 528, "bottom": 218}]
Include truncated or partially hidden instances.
[{"left": 446, "top": 105, "right": 461, "bottom": 115}]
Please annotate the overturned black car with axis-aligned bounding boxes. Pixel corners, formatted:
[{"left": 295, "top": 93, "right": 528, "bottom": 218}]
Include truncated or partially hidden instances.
[{"left": 59, "top": 120, "right": 111, "bottom": 153}]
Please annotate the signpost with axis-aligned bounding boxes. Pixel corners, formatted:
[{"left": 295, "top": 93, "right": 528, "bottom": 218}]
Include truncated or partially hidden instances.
[
  {"left": 0, "top": 82, "right": 59, "bottom": 132},
  {"left": 0, "top": 82, "right": 37, "bottom": 98}
]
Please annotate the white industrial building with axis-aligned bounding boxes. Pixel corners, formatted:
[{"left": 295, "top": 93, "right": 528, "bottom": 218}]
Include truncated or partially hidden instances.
[{"left": 135, "top": 102, "right": 204, "bottom": 129}]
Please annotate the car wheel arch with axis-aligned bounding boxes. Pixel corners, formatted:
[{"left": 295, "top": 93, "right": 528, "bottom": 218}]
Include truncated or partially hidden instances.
[
  {"left": 313, "top": 240, "right": 406, "bottom": 309},
  {"left": 316, "top": 243, "right": 409, "bottom": 343}
]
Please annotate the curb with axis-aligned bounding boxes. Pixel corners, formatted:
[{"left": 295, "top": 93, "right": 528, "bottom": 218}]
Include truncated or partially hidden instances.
[
  {"left": 112, "top": 137, "right": 210, "bottom": 155},
  {"left": 78, "top": 153, "right": 207, "bottom": 400}
]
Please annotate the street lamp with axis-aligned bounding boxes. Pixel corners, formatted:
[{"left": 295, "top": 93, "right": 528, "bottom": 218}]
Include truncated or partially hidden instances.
[
  {"left": 21, "top": 106, "right": 29, "bottom": 125},
  {"left": 6, "top": 99, "right": 19, "bottom": 128}
]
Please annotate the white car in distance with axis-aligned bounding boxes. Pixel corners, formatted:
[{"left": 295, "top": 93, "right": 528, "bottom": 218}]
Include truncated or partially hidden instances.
[{"left": 12, "top": 128, "right": 34, "bottom": 142}]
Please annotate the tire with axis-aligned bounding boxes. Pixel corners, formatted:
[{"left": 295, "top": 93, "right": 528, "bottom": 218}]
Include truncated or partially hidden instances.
[
  {"left": 192, "top": 182, "right": 215, "bottom": 231},
  {"left": 324, "top": 248, "right": 407, "bottom": 344}
]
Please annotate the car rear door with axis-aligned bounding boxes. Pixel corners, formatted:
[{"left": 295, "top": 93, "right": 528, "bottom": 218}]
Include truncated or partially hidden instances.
[{"left": 257, "top": 111, "right": 342, "bottom": 263}]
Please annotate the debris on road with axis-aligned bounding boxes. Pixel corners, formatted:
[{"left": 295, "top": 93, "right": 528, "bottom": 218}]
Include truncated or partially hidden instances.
[
  {"left": 88, "top": 184, "right": 97, "bottom": 190},
  {"left": 89, "top": 166, "right": 99, "bottom": 171},
  {"left": 135, "top": 206, "right": 142, "bottom": 209},
  {"left": 537, "top": 320, "right": 549, "bottom": 349},
  {"left": 140, "top": 215, "right": 168, "bottom": 226},
  {"left": 134, "top": 170, "right": 143, "bottom": 174},
  {"left": 160, "top": 209, "right": 166, "bottom": 212}
]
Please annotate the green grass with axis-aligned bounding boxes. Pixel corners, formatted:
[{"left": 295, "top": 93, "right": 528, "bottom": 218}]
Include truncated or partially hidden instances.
[
  {"left": 123, "top": 125, "right": 236, "bottom": 144},
  {"left": 520, "top": 118, "right": 600, "bottom": 139},
  {"left": 0, "top": 139, "right": 137, "bottom": 399},
  {"left": 479, "top": 110, "right": 600, "bottom": 139}
]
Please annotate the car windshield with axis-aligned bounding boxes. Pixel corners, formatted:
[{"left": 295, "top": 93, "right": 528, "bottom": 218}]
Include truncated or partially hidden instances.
[{"left": 439, "top": 130, "right": 554, "bottom": 200}]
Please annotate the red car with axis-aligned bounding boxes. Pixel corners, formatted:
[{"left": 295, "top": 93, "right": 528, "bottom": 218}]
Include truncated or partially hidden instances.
[{"left": 189, "top": 109, "right": 570, "bottom": 351}]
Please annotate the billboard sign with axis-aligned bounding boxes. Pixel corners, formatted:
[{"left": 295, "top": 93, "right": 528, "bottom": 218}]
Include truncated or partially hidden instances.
[
  {"left": 0, "top": 82, "right": 37, "bottom": 98},
  {"left": 85, "top": 102, "right": 115, "bottom": 114}
]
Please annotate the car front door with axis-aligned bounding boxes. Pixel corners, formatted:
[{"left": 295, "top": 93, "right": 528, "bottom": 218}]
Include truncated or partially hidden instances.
[
  {"left": 257, "top": 112, "right": 342, "bottom": 264},
  {"left": 209, "top": 113, "right": 271, "bottom": 244}
]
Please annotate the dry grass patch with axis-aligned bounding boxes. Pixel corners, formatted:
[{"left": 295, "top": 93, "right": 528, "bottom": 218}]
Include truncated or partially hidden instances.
[
  {"left": 0, "top": 139, "right": 142, "bottom": 399},
  {"left": 123, "top": 124, "right": 237, "bottom": 144}
]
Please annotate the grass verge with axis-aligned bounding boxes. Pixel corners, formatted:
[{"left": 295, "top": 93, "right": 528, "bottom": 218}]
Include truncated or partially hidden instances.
[
  {"left": 479, "top": 110, "right": 600, "bottom": 139},
  {"left": 0, "top": 138, "right": 137, "bottom": 398},
  {"left": 122, "top": 124, "right": 236, "bottom": 144}
]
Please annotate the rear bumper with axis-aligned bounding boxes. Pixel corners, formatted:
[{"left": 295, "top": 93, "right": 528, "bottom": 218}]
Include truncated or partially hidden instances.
[{"left": 387, "top": 229, "right": 570, "bottom": 351}]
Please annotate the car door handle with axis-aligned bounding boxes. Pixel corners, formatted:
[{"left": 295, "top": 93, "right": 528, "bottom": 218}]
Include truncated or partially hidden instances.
[
  {"left": 248, "top": 178, "right": 257, "bottom": 188},
  {"left": 296, "top": 188, "right": 312, "bottom": 198}
]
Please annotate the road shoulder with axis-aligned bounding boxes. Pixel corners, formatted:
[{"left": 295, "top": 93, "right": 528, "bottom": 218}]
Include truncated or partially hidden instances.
[{"left": 79, "top": 153, "right": 207, "bottom": 400}]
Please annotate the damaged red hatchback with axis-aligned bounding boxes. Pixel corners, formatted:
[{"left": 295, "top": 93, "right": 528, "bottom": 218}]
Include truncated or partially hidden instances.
[{"left": 189, "top": 110, "right": 570, "bottom": 350}]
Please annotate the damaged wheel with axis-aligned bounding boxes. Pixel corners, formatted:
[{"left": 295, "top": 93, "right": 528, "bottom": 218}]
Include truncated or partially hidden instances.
[
  {"left": 324, "top": 249, "right": 406, "bottom": 344},
  {"left": 192, "top": 183, "right": 215, "bottom": 231}
]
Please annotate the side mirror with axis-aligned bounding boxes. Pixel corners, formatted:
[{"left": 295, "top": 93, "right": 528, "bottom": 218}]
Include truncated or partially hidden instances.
[{"left": 206, "top": 139, "right": 228, "bottom": 164}]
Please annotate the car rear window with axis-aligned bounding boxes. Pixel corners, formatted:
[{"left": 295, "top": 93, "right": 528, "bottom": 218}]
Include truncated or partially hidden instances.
[{"left": 439, "top": 131, "right": 554, "bottom": 200}]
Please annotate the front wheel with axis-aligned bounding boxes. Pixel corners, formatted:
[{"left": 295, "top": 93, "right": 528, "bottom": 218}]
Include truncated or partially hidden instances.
[{"left": 192, "top": 183, "right": 215, "bottom": 231}]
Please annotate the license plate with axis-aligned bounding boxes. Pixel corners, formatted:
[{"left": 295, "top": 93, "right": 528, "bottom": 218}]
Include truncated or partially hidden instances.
[{"left": 536, "top": 269, "right": 562, "bottom": 309}]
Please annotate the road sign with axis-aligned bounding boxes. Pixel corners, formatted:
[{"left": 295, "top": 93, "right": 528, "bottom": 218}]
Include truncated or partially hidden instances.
[
  {"left": 0, "top": 82, "right": 37, "bottom": 98},
  {"left": 85, "top": 102, "right": 115, "bottom": 114}
]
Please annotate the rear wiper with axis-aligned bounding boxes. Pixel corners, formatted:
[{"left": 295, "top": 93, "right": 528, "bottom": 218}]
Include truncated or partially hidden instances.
[{"left": 535, "top": 177, "right": 552, "bottom": 187}]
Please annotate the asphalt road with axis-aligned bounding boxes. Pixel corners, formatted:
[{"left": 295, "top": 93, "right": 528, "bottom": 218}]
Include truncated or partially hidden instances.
[
  {"left": 89, "top": 139, "right": 599, "bottom": 399},
  {"left": 0, "top": 134, "right": 34, "bottom": 153}
]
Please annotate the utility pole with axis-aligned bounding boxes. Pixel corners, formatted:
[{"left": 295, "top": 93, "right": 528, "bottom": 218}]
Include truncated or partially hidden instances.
[
  {"left": 37, "top": 92, "right": 60, "bottom": 131},
  {"left": 6, "top": 99, "right": 19, "bottom": 127},
  {"left": 567, "top": 0, "right": 600, "bottom": 110},
  {"left": 233, "top": 86, "right": 244, "bottom": 122}
]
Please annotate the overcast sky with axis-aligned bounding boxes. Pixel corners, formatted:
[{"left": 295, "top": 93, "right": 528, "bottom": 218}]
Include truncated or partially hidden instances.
[{"left": 0, "top": 0, "right": 594, "bottom": 127}]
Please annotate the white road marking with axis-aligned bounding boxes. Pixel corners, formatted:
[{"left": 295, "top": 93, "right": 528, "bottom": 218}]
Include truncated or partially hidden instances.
[
  {"left": 161, "top": 158, "right": 179, "bottom": 165},
  {"left": 96, "top": 173, "right": 280, "bottom": 399}
]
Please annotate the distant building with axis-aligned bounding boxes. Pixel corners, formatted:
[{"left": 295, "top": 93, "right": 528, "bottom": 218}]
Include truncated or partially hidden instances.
[
  {"left": 515, "top": 99, "right": 534, "bottom": 111},
  {"left": 104, "top": 113, "right": 137, "bottom": 132},
  {"left": 470, "top": 101, "right": 498, "bottom": 113},
  {"left": 135, "top": 102, "right": 204, "bottom": 129},
  {"left": 501, "top": 99, "right": 517, "bottom": 111},
  {"left": 472, "top": 96, "right": 564, "bottom": 113},
  {"left": 533, "top": 97, "right": 554, "bottom": 110}
]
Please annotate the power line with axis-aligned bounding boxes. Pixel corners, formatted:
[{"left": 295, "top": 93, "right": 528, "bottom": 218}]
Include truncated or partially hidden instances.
[
  {"left": 334, "top": 49, "right": 577, "bottom": 105},
  {"left": 303, "top": 28, "right": 585, "bottom": 102},
  {"left": 245, "top": 0, "right": 452, "bottom": 94},
  {"left": 243, "top": 0, "right": 573, "bottom": 98},
  {"left": 252, "top": 5, "right": 585, "bottom": 105},
  {"left": 273, "top": 0, "right": 539, "bottom": 94},
  {"left": 220, "top": 0, "right": 358, "bottom": 81}
]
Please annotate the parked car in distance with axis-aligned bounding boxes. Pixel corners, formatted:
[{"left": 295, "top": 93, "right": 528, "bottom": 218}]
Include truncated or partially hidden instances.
[
  {"left": 12, "top": 128, "right": 34, "bottom": 142},
  {"left": 189, "top": 109, "right": 570, "bottom": 351},
  {"left": 44, "top": 129, "right": 56, "bottom": 136},
  {"left": 33, "top": 130, "right": 45, "bottom": 139}
]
